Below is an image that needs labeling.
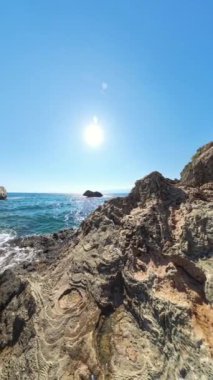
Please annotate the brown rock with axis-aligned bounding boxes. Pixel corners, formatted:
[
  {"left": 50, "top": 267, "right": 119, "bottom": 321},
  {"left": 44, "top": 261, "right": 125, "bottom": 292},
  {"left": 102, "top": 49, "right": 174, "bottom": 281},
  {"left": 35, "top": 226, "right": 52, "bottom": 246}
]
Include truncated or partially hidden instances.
[
  {"left": 0, "top": 143, "right": 212, "bottom": 379},
  {"left": 180, "top": 142, "right": 213, "bottom": 186}
]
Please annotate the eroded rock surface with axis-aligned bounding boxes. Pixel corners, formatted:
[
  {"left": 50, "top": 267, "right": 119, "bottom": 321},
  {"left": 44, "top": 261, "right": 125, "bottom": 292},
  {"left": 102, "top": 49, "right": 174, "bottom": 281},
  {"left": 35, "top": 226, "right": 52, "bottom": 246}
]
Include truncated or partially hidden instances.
[
  {"left": 0, "top": 143, "right": 212, "bottom": 379},
  {"left": 181, "top": 142, "right": 213, "bottom": 186}
]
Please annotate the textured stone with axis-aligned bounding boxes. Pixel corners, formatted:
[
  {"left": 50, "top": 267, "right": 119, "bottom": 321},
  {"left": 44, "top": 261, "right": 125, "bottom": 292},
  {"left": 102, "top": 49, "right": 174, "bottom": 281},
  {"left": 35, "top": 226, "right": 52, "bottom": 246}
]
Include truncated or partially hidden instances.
[
  {"left": 181, "top": 142, "right": 213, "bottom": 186},
  {"left": 0, "top": 143, "right": 212, "bottom": 379}
]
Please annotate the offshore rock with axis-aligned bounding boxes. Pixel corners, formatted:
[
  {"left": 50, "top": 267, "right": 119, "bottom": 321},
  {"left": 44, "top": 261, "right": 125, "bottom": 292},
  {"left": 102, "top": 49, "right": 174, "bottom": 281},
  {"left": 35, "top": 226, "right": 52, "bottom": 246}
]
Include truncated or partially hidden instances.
[
  {"left": 0, "top": 143, "right": 212, "bottom": 379},
  {"left": 83, "top": 190, "right": 103, "bottom": 197},
  {"left": 0, "top": 186, "right": 7, "bottom": 200}
]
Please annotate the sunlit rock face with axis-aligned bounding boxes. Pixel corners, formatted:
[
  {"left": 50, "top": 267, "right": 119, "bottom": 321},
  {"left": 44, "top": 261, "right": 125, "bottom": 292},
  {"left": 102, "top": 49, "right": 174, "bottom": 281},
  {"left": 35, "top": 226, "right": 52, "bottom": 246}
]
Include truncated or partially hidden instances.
[
  {"left": 0, "top": 186, "right": 7, "bottom": 200},
  {"left": 181, "top": 141, "right": 213, "bottom": 186},
  {"left": 0, "top": 143, "right": 213, "bottom": 379}
]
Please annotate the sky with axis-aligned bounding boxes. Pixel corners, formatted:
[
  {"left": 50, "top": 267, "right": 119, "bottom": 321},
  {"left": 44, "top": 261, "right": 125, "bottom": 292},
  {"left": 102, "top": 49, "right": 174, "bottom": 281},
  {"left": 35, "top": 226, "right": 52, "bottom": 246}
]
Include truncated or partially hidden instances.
[{"left": 0, "top": 0, "right": 212, "bottom": 193}]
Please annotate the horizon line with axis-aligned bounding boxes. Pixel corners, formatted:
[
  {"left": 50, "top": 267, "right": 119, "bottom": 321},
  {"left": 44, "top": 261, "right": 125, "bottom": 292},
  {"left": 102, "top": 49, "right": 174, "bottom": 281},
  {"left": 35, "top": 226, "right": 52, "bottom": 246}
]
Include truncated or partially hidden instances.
[{"left": 7, "top": 189, "right": 131, "bottom": 195}]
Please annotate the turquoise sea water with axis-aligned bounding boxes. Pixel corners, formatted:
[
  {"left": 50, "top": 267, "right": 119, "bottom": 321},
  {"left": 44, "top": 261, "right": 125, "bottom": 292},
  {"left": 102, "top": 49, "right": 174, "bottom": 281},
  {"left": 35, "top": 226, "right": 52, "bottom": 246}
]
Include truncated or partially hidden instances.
[{"left": 0, "top": 192, "right": 122, "bottom": 244}]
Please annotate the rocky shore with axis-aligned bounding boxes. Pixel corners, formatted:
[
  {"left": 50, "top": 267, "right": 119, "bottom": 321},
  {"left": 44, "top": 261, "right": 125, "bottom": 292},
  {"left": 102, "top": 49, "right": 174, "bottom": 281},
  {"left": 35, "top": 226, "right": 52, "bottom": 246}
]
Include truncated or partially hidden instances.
[{"left": 0, "top": 143, "right": 212, "bottom": 379}]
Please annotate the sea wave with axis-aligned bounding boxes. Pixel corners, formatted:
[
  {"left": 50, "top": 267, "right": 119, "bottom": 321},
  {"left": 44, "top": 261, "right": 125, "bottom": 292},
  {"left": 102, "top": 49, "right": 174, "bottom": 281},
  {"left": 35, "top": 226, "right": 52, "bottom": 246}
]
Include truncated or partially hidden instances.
[
  {"left": 0, "top": 192, "right": 124, "bottom": 270},
  {"left": 0, "top": 230, "right": 35, "bottom": 272},
  {"left": 9, "top": 196, "right": 24, "bottom": 200},
  {"left": 0, "top": 193, "right": 110, "bottom": 237},
  {"left": 0, "top": 230, "right": 17, "bottom": 246}
]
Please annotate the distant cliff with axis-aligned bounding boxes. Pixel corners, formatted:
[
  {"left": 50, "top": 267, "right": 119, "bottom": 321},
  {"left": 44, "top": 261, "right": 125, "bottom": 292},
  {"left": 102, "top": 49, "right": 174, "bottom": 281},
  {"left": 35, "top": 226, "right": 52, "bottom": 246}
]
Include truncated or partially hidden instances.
[
  {"left": 0, "top": 143, "right": 212, "bottom": 379},
  {"left": 0, "top": 186, "right": 7, "bottom": 200}
]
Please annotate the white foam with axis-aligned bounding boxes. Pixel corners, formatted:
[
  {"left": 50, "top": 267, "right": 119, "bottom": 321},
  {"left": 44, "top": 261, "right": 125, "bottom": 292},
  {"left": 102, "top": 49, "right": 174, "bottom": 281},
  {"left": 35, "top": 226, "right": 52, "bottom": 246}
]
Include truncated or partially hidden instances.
[
  {"left": 0, "top": 245, "right": 35, "bottom": 273},
  {"left": 0, "top": 230, "right": 35, "bottom": 273},
  {"left": 0, "top": 231, "right": 16, "bottom": 246}
]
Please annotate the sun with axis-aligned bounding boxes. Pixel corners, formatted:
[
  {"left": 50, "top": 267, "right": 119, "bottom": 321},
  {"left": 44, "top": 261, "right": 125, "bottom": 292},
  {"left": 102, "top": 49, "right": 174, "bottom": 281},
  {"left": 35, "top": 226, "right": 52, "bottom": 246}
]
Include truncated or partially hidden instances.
[{"left": 83, "top": 117, "right": 104, "bottom": 148}]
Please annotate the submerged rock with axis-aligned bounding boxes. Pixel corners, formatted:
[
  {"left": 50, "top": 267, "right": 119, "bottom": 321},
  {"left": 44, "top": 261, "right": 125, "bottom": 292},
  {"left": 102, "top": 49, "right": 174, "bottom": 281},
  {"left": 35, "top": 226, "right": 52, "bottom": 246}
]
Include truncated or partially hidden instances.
[
  {"left": 0, "top": 142, "right": 212, "bottom": 379},
  {"left": 83, "top": 190, "right": 103, "bottom": 197},
  {"left": 0, "top": 186, "right": 7, "bottom": 200}
]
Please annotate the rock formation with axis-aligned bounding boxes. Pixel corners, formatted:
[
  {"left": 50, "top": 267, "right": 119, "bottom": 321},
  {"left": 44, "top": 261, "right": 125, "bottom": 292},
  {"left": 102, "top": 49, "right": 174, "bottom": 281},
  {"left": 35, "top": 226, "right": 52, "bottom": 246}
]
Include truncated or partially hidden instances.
[
  {"left": 181, "top": 142, "right": 213, "bottom": 186},
  {"left": 83, "top": 190, "right": 103, "bottom": 197},
  {"left": 0, "top": 186, "right": 7, "bottom": 200},
  {"left": 0, "top": 143, "right": 212, "bottom": 379}
]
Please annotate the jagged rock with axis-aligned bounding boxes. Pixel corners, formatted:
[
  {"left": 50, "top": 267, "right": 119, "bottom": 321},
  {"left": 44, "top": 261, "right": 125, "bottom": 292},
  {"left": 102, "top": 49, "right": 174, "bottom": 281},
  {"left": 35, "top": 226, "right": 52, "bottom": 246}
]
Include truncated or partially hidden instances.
[
  {"left": 0, "top": 143, "right": 212, "bottom": 379},
  {"left": 83, "top": 190, "right": 103, "bottom": 197},
  {"left": 0, "top": 186, "right": 7, "bottom": 200},
  {"left": 181, "top": 142, "right": 213, "bottom": 186}
]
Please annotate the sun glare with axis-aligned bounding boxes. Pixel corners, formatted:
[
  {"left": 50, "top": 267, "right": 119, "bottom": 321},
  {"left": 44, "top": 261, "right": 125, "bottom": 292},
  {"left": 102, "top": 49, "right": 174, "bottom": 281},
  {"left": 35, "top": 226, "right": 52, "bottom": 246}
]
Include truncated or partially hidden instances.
[{"left": 84, "top": 117, "right": 104, "bottom": 148}]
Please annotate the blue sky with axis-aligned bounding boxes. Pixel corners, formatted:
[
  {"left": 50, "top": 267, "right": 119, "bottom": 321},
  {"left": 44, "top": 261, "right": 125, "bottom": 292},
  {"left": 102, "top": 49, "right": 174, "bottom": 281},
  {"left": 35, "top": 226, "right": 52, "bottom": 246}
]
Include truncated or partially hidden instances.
[{"left": 0, "top": 1, "right": 212, "bottom": 192}]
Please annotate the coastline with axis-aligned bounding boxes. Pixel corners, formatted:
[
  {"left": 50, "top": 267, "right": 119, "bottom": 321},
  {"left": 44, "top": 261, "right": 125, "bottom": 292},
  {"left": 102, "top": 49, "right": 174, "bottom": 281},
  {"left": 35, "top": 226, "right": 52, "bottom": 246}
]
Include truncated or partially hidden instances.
[{"left": 0, "top": 143, "right": 212, "bottom": 379}]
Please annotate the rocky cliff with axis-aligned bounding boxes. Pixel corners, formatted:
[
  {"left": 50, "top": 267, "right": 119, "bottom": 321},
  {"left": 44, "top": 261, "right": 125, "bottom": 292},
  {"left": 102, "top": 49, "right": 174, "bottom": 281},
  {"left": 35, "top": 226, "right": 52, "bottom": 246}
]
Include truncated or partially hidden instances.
[{"left": 0, "top": 143, "right": 212, "bottom": 380}]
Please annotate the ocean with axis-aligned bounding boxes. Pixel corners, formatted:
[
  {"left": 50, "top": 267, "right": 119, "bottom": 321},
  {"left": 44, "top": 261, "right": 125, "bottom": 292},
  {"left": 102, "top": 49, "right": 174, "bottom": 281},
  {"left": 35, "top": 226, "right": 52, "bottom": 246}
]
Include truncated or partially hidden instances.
[
  {"left": 0, "top": 192, "right": 123, "bottom": 270},
  {"left": 0, "top": 192, "right": 121, "bottom": 244}
]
